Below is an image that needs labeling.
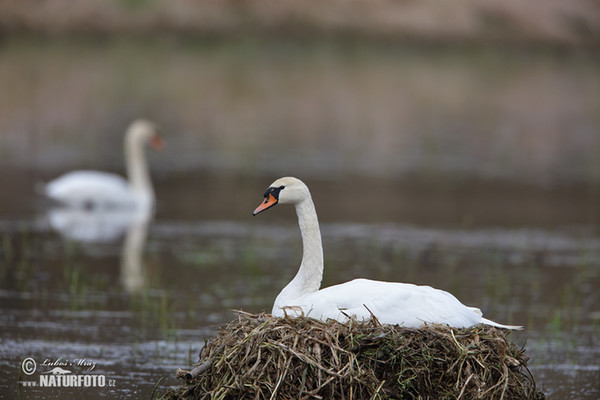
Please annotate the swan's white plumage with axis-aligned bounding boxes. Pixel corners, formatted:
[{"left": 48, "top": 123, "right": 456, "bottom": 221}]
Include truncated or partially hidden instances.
[
  {"left": 277, "top": 278, "right": 490, "bottom": 328},
  {"left": 254, "top": 177, "right": 522, "bottom": 330},
  {"left": 44, "top": 119, "right": 160, "bottom": 210}
]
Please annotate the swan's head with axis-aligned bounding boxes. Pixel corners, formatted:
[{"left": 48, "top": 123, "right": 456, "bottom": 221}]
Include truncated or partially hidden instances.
[
  {"left": 253, "top": 177, "right": 309, "bottom": 216},
  {"left": 126, "top": 119, "right": 163, "bottom": 151}
]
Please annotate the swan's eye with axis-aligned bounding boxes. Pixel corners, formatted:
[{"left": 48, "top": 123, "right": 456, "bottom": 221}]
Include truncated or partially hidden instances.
[{"left": 263, "top": 185, "right": 285, "bottom": 200}]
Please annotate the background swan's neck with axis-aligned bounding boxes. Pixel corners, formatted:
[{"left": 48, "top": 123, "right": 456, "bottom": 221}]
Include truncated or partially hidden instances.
[
  {"left": 125, "top": 135, "right": 153, "bottom": 201},
  {"left": 274, "top": 197, "right": 324, "bottom": 310}
]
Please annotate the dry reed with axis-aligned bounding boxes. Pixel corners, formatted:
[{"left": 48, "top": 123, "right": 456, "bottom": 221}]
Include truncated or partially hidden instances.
[{"left": 165, "top": 311, "right": 544, "bottom": 399}]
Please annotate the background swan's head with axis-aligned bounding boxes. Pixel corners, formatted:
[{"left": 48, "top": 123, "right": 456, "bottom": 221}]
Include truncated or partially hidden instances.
[
  {"left": 253, "top": 177, "right": 309, "bottom": 215},
  {"left": 126, "top": 119, "right": 163, "bottom": 151}
]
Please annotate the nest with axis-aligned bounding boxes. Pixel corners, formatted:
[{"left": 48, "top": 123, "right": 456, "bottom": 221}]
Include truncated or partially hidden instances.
[{"left": 165, "top": 311, "right": 544, "bottom": 400}]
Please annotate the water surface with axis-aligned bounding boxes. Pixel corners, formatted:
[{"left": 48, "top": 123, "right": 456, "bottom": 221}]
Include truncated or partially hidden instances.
[{"left": 1, "top": 38, "right": 599, "bottom": 399}]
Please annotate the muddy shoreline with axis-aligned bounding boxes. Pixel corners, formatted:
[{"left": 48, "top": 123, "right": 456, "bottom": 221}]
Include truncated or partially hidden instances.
[{"left": 1, "top": 0, "right": 599, "bottom": 47}]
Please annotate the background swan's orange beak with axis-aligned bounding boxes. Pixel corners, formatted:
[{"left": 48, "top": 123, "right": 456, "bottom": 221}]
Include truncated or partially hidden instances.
[
  {"left": 253, "top": 194, "right": 278, "bottom": 216},
  {"left": 150, "top": 135, "right": 164, "bottom": 151}
]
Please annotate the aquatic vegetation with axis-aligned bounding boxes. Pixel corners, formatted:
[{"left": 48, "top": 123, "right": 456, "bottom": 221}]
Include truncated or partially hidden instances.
[{"left": 166, "top": 312, "right": 544, "bottom": 400}]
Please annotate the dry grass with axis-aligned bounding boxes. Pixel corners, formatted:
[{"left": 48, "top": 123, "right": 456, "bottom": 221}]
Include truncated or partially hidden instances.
[{"left": 164, "top": 311, "right": 544, "bottom": 400}]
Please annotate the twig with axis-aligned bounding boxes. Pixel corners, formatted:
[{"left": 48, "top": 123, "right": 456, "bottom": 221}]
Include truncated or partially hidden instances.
[
  {"left": 456, "top": 374, "right": 474, "bottom": 400},
  {"left": 183, "top": 361, "right": 213, "bottom": 380},
  {"left": 151, "top": 377, "right": 164, "bottom": 399},
  {"left": 370, "top": 380, "right": 385, "bottom": 400},
  {"left": 451, "top": 329, "right": 466, "bottom": 352}
]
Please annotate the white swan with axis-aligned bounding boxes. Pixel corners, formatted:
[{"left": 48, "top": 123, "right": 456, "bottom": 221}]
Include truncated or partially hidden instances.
[
  {"left": 44, "top": 119, "right": 162, "bottom": 211},
  {"left": 253, "top": 177, "right": 522, "bottom": 329}
]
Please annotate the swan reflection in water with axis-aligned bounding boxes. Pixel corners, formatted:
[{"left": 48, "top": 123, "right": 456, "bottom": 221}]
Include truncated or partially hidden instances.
[
  {"left": 41, "top": 119, "right": 162, "bottom": 293},
  {"left": 46, "top": 206, "right": 151, "bottom": 293}
]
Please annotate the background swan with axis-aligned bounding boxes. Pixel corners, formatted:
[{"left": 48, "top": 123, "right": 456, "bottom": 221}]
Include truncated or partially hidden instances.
[
  {"left": 253, "top": 176, "right": 522, "bottom": 329},
  {"left": 44, "top": 119, "right": 162, "bottom": 211}
]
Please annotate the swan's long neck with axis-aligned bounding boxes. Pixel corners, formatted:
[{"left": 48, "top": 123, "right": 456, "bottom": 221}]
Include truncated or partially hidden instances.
[
  {"left": 125, "top": 135, "right": 153, "bottom": 201},
  {"left": 274, "top": 196, "right": 324, "bottom": 309}
]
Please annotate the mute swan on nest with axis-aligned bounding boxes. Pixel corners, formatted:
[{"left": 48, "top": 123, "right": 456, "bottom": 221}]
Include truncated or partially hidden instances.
[
  {"left": 44, "top": 119, "right": 162, "bottom": 211},
  {"left": 253, "top": 177, "right": 522, "bottom": 329}
]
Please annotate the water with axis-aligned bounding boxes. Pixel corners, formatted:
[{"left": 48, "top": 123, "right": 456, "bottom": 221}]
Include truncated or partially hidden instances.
[{"left": 1, "top": 38, "right": 599, "bottom": 399}]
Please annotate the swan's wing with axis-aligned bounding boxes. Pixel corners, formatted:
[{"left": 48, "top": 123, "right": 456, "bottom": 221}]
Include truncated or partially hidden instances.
[
  {"left": 298, "top": 279, "right": 484, "bottom": 328},
  {"left": 45, "top": 171, "right": 134, "bottom": 208}
]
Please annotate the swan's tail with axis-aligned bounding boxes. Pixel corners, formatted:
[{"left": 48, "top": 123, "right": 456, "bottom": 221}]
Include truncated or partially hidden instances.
[{"left": 481, "top": 318, "right": 523, "bottom": 330}]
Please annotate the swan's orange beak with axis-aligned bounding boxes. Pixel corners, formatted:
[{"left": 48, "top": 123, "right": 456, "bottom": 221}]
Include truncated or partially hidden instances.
[
  {"left": 253, "top": 194, "right": 278, "bottom": 216},
  {"left": 150, "top": 134, "right": 164, "bottom": 151}
]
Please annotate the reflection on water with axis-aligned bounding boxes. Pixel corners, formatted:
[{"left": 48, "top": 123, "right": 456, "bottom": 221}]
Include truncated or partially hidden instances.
[
  {"left": 2, "top": 215, "right": 599, "bottom": 399},
  {"left": 45, "top": 206, "right": 152, "bottom": 293},
  {"left": 1, "top": 38, "right": 599, "bottom": 399},
  {"left": 1, "top": 39, "right": 599, "bottom": 185},
  {"left": 120, "top": 211, "right": 150, "bottom": 293},
  {"left": 46, "top": 207, "right": 147, "bottom": 244}
]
